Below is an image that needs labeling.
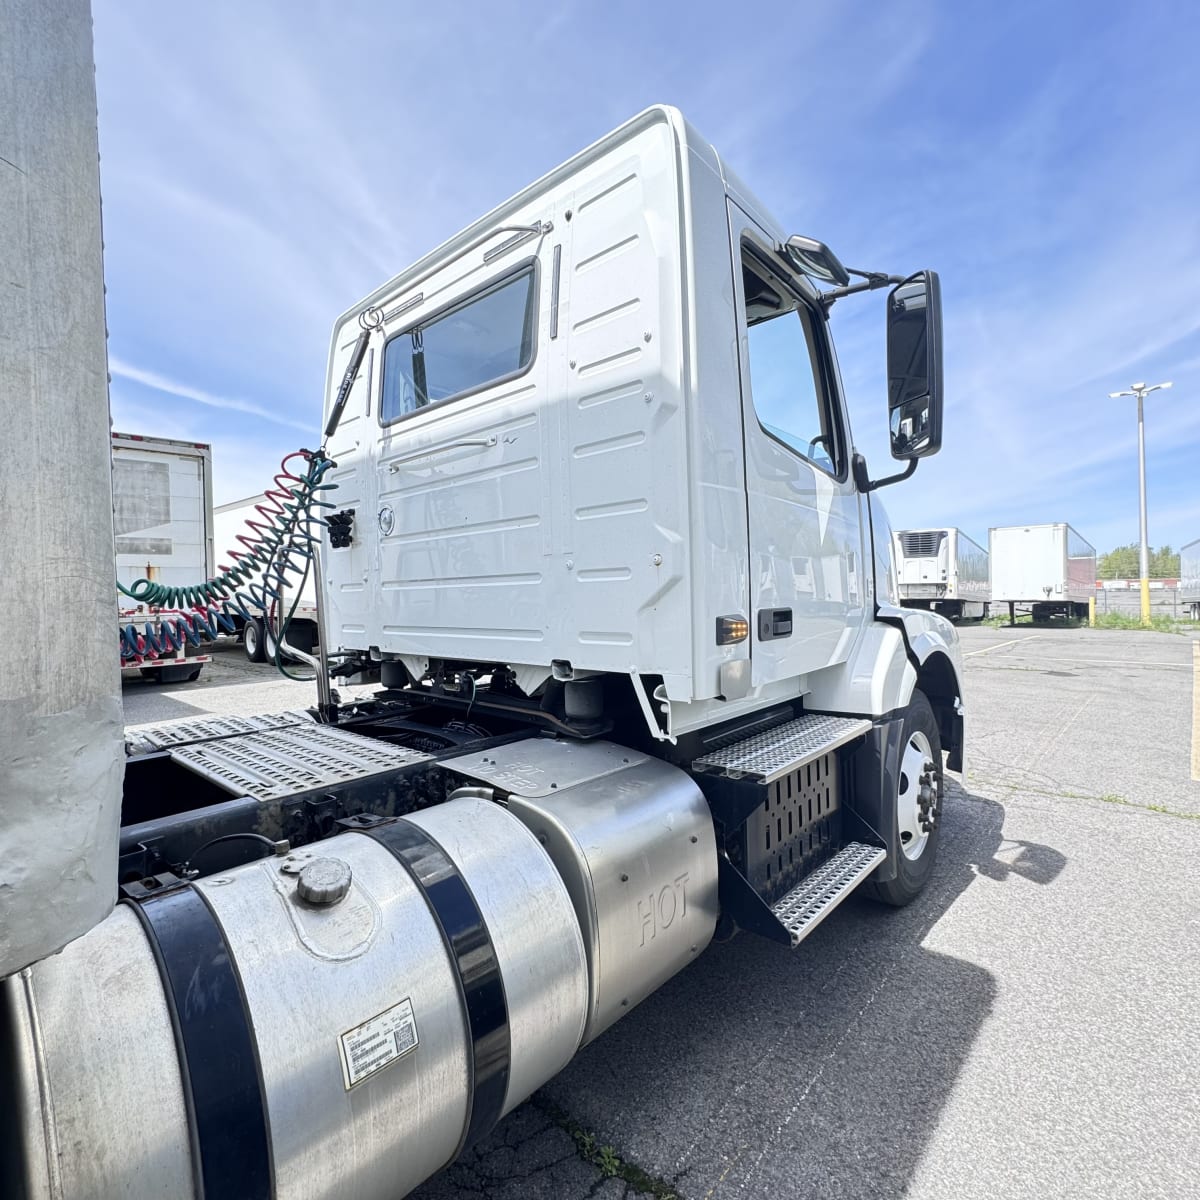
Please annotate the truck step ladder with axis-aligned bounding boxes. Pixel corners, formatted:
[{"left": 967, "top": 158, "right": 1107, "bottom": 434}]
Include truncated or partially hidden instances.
[
  {"left": 692, "top": 712, "right": 871, "bottom": 782},
  {"left": 770, "top": 842, "right": 887, "bottom": 947}
]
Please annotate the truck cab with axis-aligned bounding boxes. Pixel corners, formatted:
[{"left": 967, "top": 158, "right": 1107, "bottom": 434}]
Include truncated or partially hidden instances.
[{"left": 321, "top": 105, "right": 963, "bottom": 754}]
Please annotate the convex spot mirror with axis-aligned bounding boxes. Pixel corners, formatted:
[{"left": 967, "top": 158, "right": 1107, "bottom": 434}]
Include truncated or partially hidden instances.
[
  {"left": 783, "top": 235, "right": 850, "bottom": 287},
  {"left": 886, "top": 270, "right": 943, "bottom": 459}
]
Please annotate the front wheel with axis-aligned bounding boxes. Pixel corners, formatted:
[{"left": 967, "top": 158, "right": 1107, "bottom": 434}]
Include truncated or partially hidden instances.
[{"left": 865, "top": 688, "right": 943, "bottom": 907}]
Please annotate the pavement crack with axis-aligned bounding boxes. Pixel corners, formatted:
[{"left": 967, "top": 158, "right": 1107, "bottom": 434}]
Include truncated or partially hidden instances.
[
  {"left": 733, "top": 959, "right": 896, "bottom": 1195},
  {"left": 971, "top": 775, "right": 1200, "bottom": 821},
  {"left": 529, "top": 1092, "right": 681, "bottom": 1198}
]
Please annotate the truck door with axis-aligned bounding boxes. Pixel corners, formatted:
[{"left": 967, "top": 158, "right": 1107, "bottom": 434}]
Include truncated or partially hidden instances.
[
  {"left": 729, "top": 206, "right": 866, "bottom": 687},
  {"left": 370, "top": 242, "right": 552, "bottom": 667}
]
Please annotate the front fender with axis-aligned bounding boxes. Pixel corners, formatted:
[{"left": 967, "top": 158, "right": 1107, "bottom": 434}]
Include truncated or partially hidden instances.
[
  {"left": 877, "top": 603, "right": 966, "bottom": 774},
  {"left": 876, "top": 603, "right": 964, "bottom": 682},
  {"left": 806, "top": 604, "right": 966, "bottom": 773}
]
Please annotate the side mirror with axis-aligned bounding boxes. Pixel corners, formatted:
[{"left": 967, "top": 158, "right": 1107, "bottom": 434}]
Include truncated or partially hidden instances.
[
  {"left": 886, "top": 270, "right": 943, "bottom": 459},
  {"left": 782, "top": 235, "right": 851, "bottom": 287}
]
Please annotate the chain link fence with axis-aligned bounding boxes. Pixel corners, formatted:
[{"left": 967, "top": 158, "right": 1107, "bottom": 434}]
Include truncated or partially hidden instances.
[{"left": 1094, "top": 581, "right": 1191, "bottom": 619}]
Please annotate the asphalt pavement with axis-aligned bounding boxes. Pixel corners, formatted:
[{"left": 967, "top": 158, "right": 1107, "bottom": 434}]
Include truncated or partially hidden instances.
[{"left": 124, "top": 625, "right": 1200, "bottom": 1200}]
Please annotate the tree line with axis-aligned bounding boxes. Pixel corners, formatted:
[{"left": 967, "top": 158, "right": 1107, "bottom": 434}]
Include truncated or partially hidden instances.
[{"left": 1096, "top": 544, "right": 1181, "bottom": 578}]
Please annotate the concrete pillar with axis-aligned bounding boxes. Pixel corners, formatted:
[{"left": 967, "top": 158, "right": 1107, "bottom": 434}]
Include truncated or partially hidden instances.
[{"left": 0, "top": 0, "right": 123, "bottom": 975}]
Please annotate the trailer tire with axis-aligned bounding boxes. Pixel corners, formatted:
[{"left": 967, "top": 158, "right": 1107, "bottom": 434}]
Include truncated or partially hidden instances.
[
  {"left": 244, "top": 618, "right": 267, "bottom": 663},
  {"left": 866, "top": 689, "right": 942, "bottom": 908},
  {"left": 150, "top": 663, "right": 204, "bottom": 685}
]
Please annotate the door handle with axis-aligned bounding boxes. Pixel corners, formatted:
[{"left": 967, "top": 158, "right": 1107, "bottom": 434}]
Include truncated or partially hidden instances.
[{"left": 757, "top": 608, "right": 793, "bottom": 640}]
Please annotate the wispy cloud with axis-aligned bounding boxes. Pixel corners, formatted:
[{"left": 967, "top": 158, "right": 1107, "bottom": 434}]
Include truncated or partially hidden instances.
[{"left": 109, "top": 357, "right": 313, "bottom": 433}]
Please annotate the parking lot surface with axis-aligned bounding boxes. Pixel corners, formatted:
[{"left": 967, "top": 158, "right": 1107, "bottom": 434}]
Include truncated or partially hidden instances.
[{"left": 124, "top": 626, "right": 1200, "bottom": 1199}]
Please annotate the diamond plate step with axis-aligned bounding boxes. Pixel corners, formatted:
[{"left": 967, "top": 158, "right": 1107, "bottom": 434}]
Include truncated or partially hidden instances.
[
  {"left": 127, "top": 710, "right": 315, "bottom": 753},
  {"left": 170, "top": 725, "right": 431, "bottom": 801},
  {"left": 771, "top": 841, "right": 887, "bottom": 948},
  {"left": 692, "top": 713, "right": 871, "bottom": 783}
]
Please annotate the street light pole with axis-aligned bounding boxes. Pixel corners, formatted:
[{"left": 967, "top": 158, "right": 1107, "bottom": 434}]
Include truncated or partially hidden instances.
[{"left": 1108, "top": 380, "right": 1173, "bottom": 625}]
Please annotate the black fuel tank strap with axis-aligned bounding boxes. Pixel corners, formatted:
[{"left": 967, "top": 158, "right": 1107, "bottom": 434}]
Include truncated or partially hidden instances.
[
  {"left": 126, "top": 886, "right": 273, "bottom": 1200},
  {"left": 360, "top": 817, "right": 510, "bottom": 1154}
]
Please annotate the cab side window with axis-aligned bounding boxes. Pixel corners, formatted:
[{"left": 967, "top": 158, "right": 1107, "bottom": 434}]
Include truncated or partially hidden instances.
[
  {"left": 742, "top": 252, "right": 839, "bottom": 475},
  {"left": 380, "top": 263, "right": 537, "bottom": 424}
]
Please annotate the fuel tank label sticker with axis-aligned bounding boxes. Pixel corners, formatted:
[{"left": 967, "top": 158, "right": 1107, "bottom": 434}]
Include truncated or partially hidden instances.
[{"left": 338, "top": 997, "right": 419, "bottom": 1089}]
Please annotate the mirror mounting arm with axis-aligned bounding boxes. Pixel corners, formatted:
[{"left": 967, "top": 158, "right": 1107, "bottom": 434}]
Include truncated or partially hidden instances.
[
  {"left": 852, "top": 452, "right": 918, "bottom": 494},
  {"left": 819, "top": 269, "right": 907, "bottom": 310}
]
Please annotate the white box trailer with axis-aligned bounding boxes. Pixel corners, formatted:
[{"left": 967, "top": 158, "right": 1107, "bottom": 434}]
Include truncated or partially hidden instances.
[
  {"left": 893, "top": 527, "right": 989, "bottom": 620},
  {"left": 213, "top": 493, "right": 320, "bottom": 661},
  {"left": 112, "top": 432, "right": 214, "bottom": 682},
  {"left": 989, "top": 522, "right": 1096, "bottom": 621},
  {"left": 1181, "top": 538, "right": 1200, "bottom": 619}
]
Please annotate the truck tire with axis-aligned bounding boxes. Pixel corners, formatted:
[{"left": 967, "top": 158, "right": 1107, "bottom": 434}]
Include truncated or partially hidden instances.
[
  {"left": 153, "top": 663, "right": 204, "bottom": 685},
  {"left": 244, "top": 617, "right": 267, "bottom": 663},
  {"left": 866, "top": 688, "right": 943, "bottom": 907}
]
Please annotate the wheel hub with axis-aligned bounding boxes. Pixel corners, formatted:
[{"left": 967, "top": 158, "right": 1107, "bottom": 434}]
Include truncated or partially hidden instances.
[
  {"left": 916, "top": 764, "right": 941, "bottom": 833},
  {"left": 897, "top": 731, "right": 940, "bottom": 861}
]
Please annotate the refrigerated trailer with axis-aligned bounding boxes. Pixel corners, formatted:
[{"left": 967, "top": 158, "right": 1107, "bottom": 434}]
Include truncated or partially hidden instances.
[
  {"left": 3, "top": 105, "right": 968, "bottom": 1200},
  {"left": 893, "top": 527, "right": 989, "bottom": 620},
  {"left": 989, "top": 522, "right": 1096, "bottom": 622},
  {"left": 1182, "top": 538, "right": 1200, "bottom": 620},
  {"left": 213, "top": 493, "right": 320, "bottom": 662},
  {"left": 112, "top": 431, "right": 214, "bottom": 682}
]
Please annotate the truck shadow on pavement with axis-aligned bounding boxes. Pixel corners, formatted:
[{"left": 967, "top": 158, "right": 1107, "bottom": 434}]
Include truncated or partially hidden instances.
[
  {"left": 414, "top": 781, "right": 1066, "bottom": 1200},
  {"left": 118, "top": 685, "right": 209, "bottom": 728}
]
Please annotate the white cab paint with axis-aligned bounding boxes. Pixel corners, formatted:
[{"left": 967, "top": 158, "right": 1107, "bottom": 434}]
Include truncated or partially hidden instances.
[
  {"left": 728, "top": 203, "right": 867, "bottom": 687},
  {"left": 322, "top": 106, "right": 960, "bottom": 728}
]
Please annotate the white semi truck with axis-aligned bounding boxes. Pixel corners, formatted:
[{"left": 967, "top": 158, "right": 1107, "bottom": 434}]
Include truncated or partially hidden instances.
[
  {"left": 3, "top": 106, "right": 966, "bottom": 1200},
  {"left": 112, "top": 431, "right": 214, "bottom": 682},
  {"left": 1181, "top": 538, "right": 1200, "bottom": 620},
  {"left": 893, "top": 527, "right": 990, "bottom": 620},
  {"left": 214, "top": 493, "right": 321, "bottom": 662},
  {"left": 989, "top": 522, "right": 1097, "bottom": 622}
]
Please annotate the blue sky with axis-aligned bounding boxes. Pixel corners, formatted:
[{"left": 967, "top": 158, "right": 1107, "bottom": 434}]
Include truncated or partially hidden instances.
[{"left": 93, "top": 0, "right": 1200, "bottom": 555}]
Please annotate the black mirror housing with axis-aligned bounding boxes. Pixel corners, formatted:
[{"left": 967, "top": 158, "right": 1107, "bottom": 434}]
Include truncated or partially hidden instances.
[{"left": 886, "top": 270, "right": 943, "bottom": 459}]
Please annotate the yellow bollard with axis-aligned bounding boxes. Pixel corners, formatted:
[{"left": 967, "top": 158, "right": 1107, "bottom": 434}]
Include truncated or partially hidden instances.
[
  {"left": 1089, "top": 595, "right": 1096, "bottom": 628},
  {"left": 1141, "top": 576, "right": 1151, "bottom": 626}
]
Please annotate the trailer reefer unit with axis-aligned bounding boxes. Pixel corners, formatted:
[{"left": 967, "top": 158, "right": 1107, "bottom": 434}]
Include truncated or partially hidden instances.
[
  {"left": 1181, "top": 538, "right": 1200, "bottom": 620},
  {"left": 112, "top": 432, "right": 214, "bottom": 682},
  {"left": 893, "top": 527, "right": 989, "bottom": 620},
  {"left": 2, "top": 106, "right": 967, "bottom": 1200},
  {"left": 214, "top": 493, "right": 320, "bottom": 662},
  {"left": 989, "top": 522, "right": 1096, "bottom": 621}
]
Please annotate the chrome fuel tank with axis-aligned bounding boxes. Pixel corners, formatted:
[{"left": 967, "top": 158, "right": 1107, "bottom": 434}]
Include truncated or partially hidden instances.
[
  {"left": 443, "top": 739, "right": 720, "bottom": 1042},
  {"left": 1, "top": 797, "right": 588, "bottom": 1200}
]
